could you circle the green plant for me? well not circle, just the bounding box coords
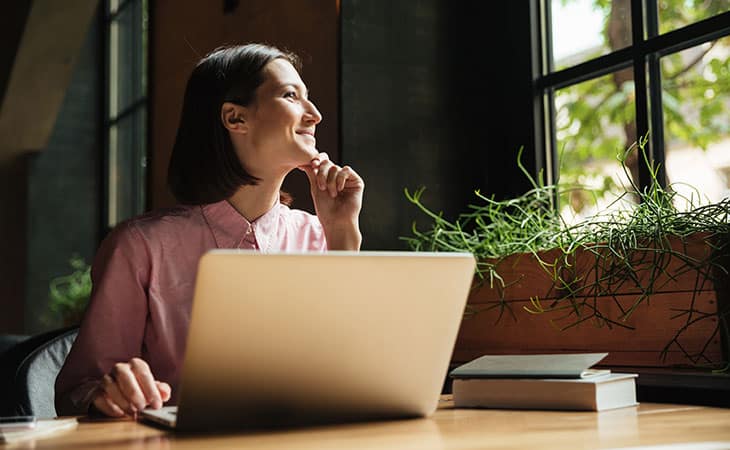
[48,256,92,326]
[402,136,730,370]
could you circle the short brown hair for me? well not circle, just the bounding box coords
[167,43,300,205]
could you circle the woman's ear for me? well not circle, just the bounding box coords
[221,102,248,133]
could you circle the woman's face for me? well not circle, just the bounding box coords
[234,58,322,176]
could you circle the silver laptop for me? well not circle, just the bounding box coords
[140,250,475,431]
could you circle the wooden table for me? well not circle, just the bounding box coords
[5,397,730,449]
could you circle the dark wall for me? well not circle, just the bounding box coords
[441,2,540,201]
[0,0,33,335]
[0,1,32,108]
[341,1,537,250]
[24,13,101,333]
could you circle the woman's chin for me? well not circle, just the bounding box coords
[301,146,319,161]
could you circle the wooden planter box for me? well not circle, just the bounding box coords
[452,233,730,368]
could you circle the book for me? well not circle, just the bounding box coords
[449,353,611,379]
[451,372,638,411]
[0,418,78,444]
[449,353,638,411]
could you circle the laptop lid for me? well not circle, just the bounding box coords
[174,250,475,431]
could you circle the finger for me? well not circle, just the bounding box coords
[130,358,162,409]
[156,381,172,402]
[326,165,340,198]
[102,374,133,414]
[298,163,323,200]
[317,160,334,191]
[93,391,125,417]
[313,152,331,173]
[111,363,148,411]
[343,166,364,190]
[335,166,352,192]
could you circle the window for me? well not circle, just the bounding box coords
[104,0,148,227]
[536,0,730,219]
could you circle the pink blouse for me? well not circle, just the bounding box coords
[55,200,326,415]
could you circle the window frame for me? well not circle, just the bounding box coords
[102,0,149,231]
[533,0,730,191]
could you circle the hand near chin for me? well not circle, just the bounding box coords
[298,152,364,250]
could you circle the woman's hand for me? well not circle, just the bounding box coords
[299,152,364,250]
[92,357,171,417]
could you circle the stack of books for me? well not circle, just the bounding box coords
[450,353,638,411]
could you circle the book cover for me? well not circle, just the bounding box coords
[452,373,638,411]
[449,353,610,379]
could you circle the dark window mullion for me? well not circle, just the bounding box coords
[106,0,135,22]
[104,0,148,226]
[132,109,142,213]
[631,0,652,191]
[644,11,730,58]
[100,2,112,239]
[133,0,142,107]
[103,0,114,229]
[539,11,730,91]
[544,0,554,75]
[537,49,635,90]
[646,0,666,186]
[532,1,553,186]
[545,87,557,187]
[107,98,146,127]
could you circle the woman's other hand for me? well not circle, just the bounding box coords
[299,152,364,250]
[93,357,171,417]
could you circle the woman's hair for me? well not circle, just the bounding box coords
[167,43,300,205]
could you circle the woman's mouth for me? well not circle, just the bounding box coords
[297,130,316,143]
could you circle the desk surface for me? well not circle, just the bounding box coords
[5,397,730,449]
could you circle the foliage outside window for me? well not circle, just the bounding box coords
[542,0,730,222]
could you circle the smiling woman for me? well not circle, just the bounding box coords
[54,43,364,418]
[222,59,324,173]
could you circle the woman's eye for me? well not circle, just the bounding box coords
[284,91,297,99]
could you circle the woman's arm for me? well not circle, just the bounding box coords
[299,152,364,250]
[55,223,169,416]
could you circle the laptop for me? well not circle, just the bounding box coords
[140,250,476,431]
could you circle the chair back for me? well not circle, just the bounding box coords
[0,327,78,418]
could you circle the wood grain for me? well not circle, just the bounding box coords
[454,291,722,367]
[11,401,730,449]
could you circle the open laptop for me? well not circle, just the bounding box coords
[140,250,475,431]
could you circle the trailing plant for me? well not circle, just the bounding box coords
[402,135,730,370]
[48,256,92,327]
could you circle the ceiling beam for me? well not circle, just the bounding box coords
[0,0,98,159]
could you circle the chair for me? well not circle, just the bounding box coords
[0,334,29,358]
[0,326,78,418]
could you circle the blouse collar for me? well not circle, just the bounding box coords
[200,199,283,250]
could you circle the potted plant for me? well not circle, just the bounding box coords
[47,256,92,327]
[403,137,729,371]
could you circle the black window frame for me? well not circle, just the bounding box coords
[102,0,149,231]
[533,0,730,191]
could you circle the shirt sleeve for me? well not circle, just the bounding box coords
[309,217,327,252]
[55,221,151,416]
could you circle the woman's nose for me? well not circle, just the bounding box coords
[304,99,322,124]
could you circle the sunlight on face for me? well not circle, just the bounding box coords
[237,59,323,177]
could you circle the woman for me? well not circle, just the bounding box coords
[55,43,364,417]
